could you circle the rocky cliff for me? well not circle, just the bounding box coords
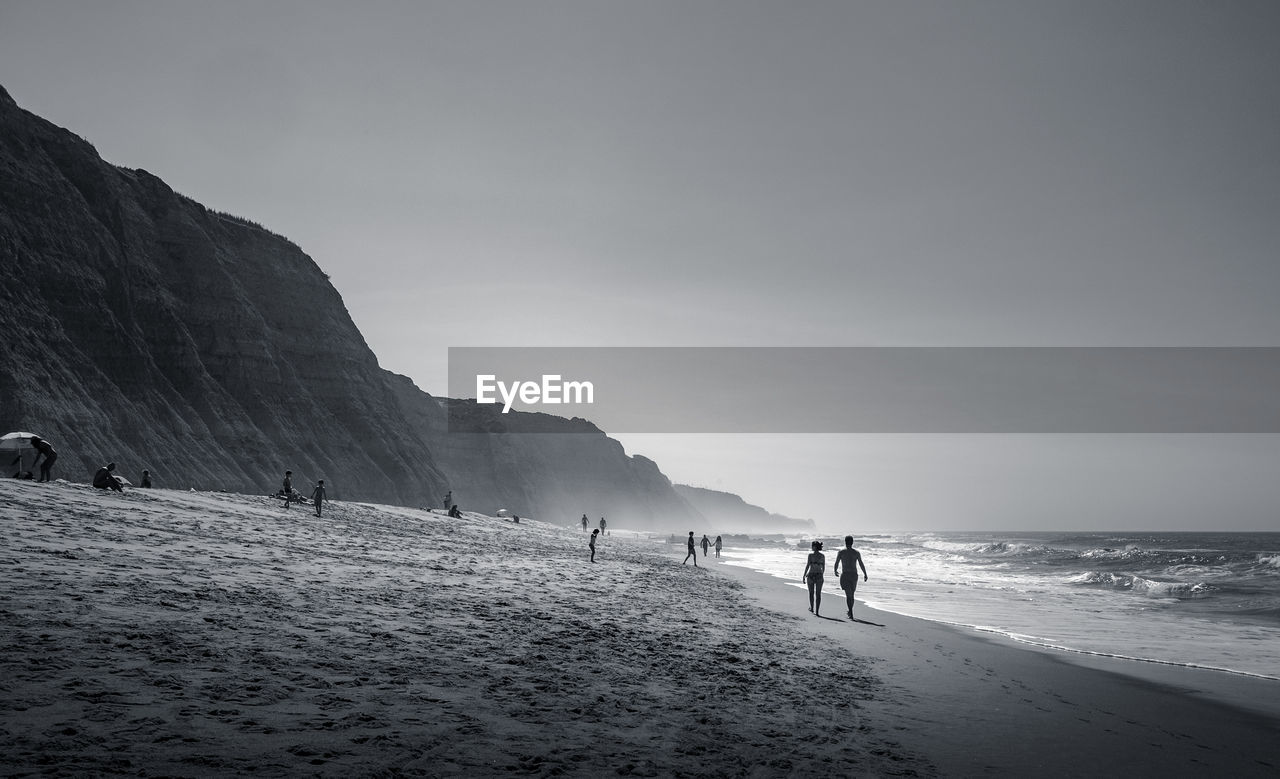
[674,484,817,534]
[0,84,703,529]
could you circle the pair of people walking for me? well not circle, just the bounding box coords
[802,536,868,618]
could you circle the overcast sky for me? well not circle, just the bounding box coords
[4,1,1280,530]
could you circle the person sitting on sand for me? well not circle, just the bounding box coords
[310,479,326,517]
[683,531,698,567]
[30,436,57,483]
[833,535,869,619]
[714,535,723,558]
[701,534,711,558]
[140,469,152,488]
[590,528,599,562]
[448,504,462,519]
[801,541,825,616]
[93,462,124,492]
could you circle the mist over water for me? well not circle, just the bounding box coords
[723,532,1280,680]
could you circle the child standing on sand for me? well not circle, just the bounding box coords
[310,480,326,518]
[589,528,599,562]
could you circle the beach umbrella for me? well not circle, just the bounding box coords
[1,431,41,473]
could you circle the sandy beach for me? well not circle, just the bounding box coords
[2,479,1276,777]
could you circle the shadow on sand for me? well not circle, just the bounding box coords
[851,617,884,627]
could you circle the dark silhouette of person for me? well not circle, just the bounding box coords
[93,462,123,492]
[801,541,825,616]
[30,436,57,482]
[700,534,710,557]
[683,531,698,567]
[444,490,453,510]
[581,514,589,531]
[599,517,607,534]
[714,535,723,558]
[140,469,152,488]
[833,536,869,619]
[311,480,326,517]
[448,504,462,519]
[589,528,599,562]
[282,470,294,507]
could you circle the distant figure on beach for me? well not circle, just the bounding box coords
[833,536,869,619]
[801,541,825,616]
[683,531,698,567]
[590,528,599,562]
[700,534,710,557]
[582,514,589,531]
[714,535,722,558]
[448,504,462,519]
[30,436,57,482]
[310,480,326,517]
[93,462,124,492]
[140,469,152,488]
[599,517,607,534]
[443,490,452,510]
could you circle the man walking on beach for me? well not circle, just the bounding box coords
[311,480,327,518]
[833,536,869,619]
[282,470,293,508]
[683,531,698,567]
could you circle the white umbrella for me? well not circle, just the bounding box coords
[1,431,42,474]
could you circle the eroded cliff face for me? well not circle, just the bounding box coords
[0,84,705,529]
[0,83,446,502]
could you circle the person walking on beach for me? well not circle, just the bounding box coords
[683,531,699,567]
[310,479,326,517]
[599,516,607,534]
[833,536,869,619]
[700,534,711,558]
[282,470,294,507]
[714,535,723,558]
[801,541,826,616]
[589,528,599,562]
[443,490,452,510]
[30,436,57,482]
[582,514,589,531]
[140,469,152,488]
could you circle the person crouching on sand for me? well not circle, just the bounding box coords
[833,535,869,619]
[802,541,825,616]
[93,462,124,492]
[310,479,326,517]
[589,528,599,562]
[683,531,698,567]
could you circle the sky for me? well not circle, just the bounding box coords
[3,1,1280,530]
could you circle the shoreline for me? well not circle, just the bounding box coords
[705,551,1280,777]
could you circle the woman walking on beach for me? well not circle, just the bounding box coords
[714,535,722,558]
[801,541,825,616]
[683,531,698,567]
[833,536,869,619]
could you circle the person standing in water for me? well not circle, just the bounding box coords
[683,531,698,567]
[700,534,710,558]
[714,535,723,558]
[833,536,869,619]
[801,541,826,616]
[589,528,600,562]
[310,479,326,517]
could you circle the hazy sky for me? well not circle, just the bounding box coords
[4,1,1280,530]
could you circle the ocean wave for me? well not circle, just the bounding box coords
[1259,554,1280,570]
[917,538,1056,558]
[1067,571,1215,598]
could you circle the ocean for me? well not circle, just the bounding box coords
[721,531,1280,680]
